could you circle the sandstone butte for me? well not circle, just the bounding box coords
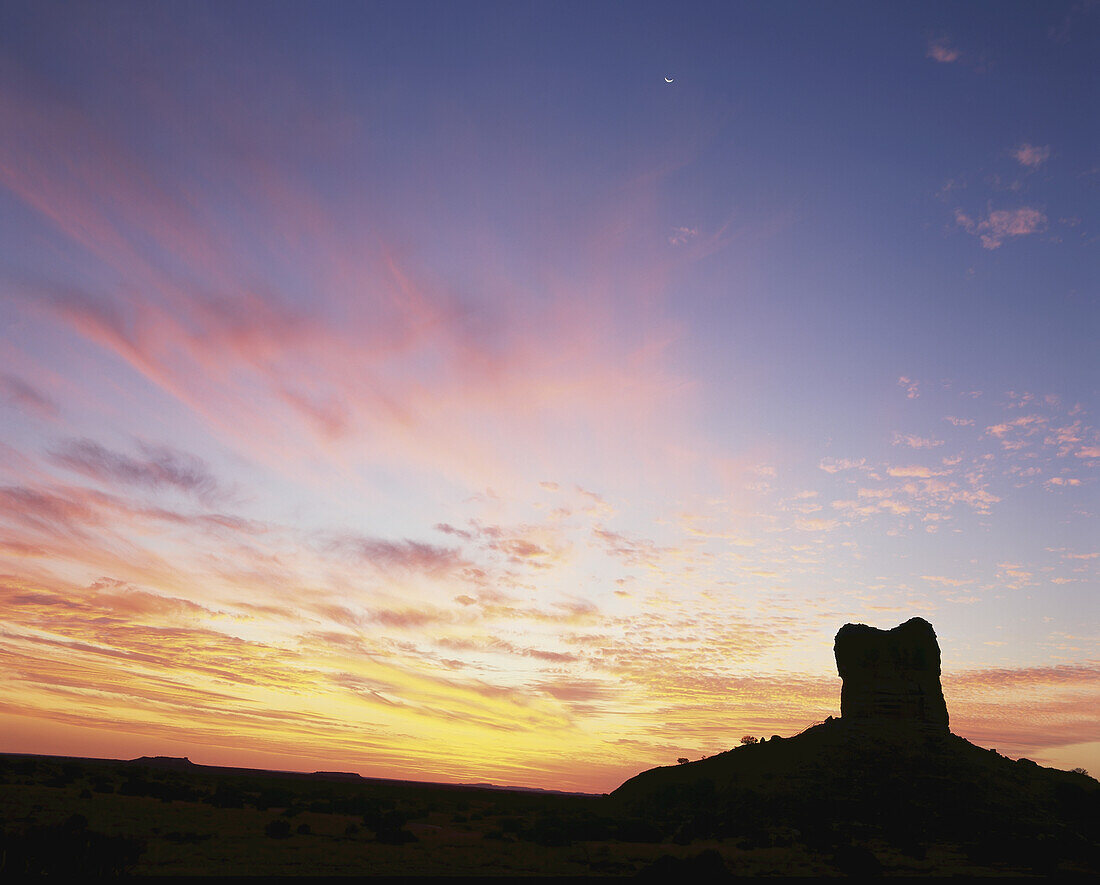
[834,616,949,732]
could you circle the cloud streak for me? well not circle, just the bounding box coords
[0,374,59,419]
[51,440,223,501]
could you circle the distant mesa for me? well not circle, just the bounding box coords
[834,616,949,732]
[127,756,196,769]
[312,771,363,781]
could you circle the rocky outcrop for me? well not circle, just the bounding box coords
[611,618,1100,875]
[834,617,949,732]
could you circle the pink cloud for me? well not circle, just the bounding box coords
[368,607,451,629]
[0,374,59,419]
[795,517,838,532]
[927,38,961,63]
[332,536,466,576]
[1012,143,1051,167]
[667,226,699,245]
[892,432,943,448]
[954,207,1047,249]
[89,585,215,619]
[819,457,867,473]
[437,636,581,664]
[50,439,223,502]
[886,465,945,478]
[1046,422,1084,455]
[1,73,700,497]
[897,376,920,398]
[592,525,667,567]
[920,575,971,587]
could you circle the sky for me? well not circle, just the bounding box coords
[0,1,1096,793]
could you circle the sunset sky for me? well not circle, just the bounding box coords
[0,1,1097,792]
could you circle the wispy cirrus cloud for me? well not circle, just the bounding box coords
[50,439,223,502]
[0,374,59,419]
[327,534,467,576]
[0,69,699,498]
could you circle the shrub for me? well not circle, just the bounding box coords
[376,826,418,844]
[264,819,292,839]
[0,815,145,875]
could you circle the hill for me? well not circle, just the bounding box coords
[613,717,1098,872]
[612,618,1100,874]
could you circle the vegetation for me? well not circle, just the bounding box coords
[1,743,1096,877]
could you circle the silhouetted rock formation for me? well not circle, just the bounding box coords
[312,771,363,781]
[834,617,949,732]
[127,756,197,769]
[612,618,1100,875]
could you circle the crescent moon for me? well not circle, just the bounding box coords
[664,76,674,83]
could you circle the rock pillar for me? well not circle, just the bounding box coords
[834,617,949,732]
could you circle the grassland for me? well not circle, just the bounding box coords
[1,747,1095,876]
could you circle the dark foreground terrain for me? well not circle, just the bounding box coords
[2,731,1097,877]
[615,718,1100,877]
